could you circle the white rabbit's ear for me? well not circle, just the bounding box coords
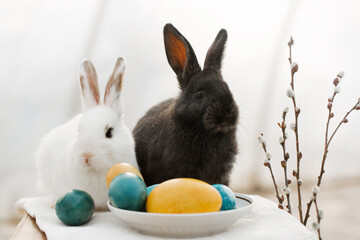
[79,59,100,109]
[104,57,125,113]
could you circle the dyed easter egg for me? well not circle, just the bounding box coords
[108,173,147,211]
[146,184,159,196]
[146,178,222,213]
[55,189,95,226]
[212,184,237,211]
[106,163,144,188]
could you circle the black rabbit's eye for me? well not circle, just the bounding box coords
[196,90,204,99]
[106,127,113,138]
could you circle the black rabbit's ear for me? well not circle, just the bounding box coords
[204,29,228,72]
[164,24,200,88]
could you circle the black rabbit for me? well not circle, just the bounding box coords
[133,24,239,186]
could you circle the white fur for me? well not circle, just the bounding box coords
[36,59,137,210]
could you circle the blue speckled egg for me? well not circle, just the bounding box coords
[212,184,237,211]
[55,189,95,226]
[146,184,159,196]
[108,172,147,211]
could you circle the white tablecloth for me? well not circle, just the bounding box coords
[16,195,316,240]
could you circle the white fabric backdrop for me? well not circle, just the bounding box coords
[1,0,359,220]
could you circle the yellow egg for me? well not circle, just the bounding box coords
[146,178,222,213]
[106,163,144,188]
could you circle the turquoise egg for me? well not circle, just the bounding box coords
[146,184,159,196]
[108,172,147,211]
[55,189,95,226]
[212,184,237,211]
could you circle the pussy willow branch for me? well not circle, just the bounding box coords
[304,99,359,225]
[279,112,292,213]
[260,136,284,207]
[314,198,322,240]
[288,36,304,223]
[268,164,283,207]
[327,103,358,151]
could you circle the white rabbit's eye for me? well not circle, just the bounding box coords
[196,90,205,99]
[106,127,113,138]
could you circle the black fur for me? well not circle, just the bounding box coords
[133,24,239,186]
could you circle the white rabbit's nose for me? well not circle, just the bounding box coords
[82,152,94,165]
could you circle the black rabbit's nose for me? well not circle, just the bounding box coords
[222,104,238,125]
[215,115,223,123]
[225,112,238,126]
[215,103,232,119]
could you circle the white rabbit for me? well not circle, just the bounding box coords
[36,58,137,210]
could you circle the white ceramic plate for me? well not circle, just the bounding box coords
[107,193,254,238]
